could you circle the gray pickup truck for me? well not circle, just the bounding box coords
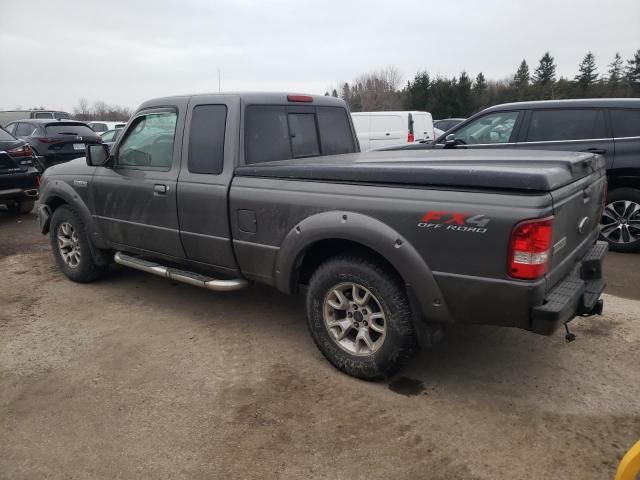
[37,93,608,379]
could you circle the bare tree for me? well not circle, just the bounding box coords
[340,66,404,111]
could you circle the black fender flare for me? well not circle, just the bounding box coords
[274,210,452,324]
[40,178,109,250]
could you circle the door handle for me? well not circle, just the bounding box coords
[153,184,169,195]
[582,148,606,154]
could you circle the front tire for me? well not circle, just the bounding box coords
[600,188,640,252]
[306,254,417,380]
[49,205,107,282]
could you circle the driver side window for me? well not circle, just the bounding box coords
[454,111,519,145]
[117,111,177,170]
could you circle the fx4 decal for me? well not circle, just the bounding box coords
[418,211,491,234]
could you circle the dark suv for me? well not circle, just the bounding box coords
[5,119,102,171]
[384,99,640,252]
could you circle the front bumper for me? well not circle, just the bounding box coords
[531,241,608,335]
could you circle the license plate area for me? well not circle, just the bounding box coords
[73,143,85,150]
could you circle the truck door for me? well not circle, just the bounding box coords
[90,107,185,258]
[176,95,239,272]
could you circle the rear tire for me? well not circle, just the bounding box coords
[49,205,108,282]
[306,254,418,380]
[600,188,640,252]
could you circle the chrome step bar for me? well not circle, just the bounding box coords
[114,252,248,292]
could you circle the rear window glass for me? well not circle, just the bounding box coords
[526,109,605,142]
[610,109,640,138]
[188,104,227,174]
[0,128,15,141]
[34,112,54,119]
[317,107,356,155]
[288,113,320,157]
[45,124,96,136]
[245,105,356,164]
[245,106,292,164]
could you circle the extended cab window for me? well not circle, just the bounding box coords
[117,111,177,170]
[526,109,605,142]
[245,106,356,164]
[610,109,640,138]
[188,104,227,174]
[452,111,519,145]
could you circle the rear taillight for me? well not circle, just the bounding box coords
[33,137,59,143]
[407,132,415,143]
[508,216,554,280]
[8,144,32,157]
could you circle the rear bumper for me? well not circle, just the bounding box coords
[0,187,39,201]
[531,241,608,335]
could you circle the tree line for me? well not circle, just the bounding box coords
[72,98,133,122]
[327,50,640,119]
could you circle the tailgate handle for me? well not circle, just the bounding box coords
[582,147,606,154]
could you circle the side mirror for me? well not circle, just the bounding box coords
[86,144,110,167]
[443,133,457,149]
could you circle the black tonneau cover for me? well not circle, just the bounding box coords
[235,149,604,192]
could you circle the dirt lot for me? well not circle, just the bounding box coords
[1,210,639,480]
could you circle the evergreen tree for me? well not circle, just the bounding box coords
[608,52,623,85]
[456,71,473,116]
[513,60,530,88]
[533,51,557,85]
[575,51,598,89]
[472,72,488,111]
[404,71,430,110]
[625,49,640,94]
[331,89,338,98]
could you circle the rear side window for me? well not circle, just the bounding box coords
[15,123,36,136]
[288,113,320,157]
[526,109,605,142]
[45,124,96,136]
[188,104,227,174]
[610,109,640,138]
[317,107,356,154]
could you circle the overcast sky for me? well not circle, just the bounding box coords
[1,0,639,112]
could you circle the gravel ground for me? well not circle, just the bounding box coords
[1,210,639,480]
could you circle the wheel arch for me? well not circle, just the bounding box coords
[40,180,109,249]
[274,210,452,324]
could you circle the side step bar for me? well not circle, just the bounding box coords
[114,252,249,292]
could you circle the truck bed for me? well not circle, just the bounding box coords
[235,149,605,192]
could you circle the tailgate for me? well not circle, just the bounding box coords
[546,166,607,291]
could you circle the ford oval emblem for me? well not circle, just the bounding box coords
[578,216,590,234]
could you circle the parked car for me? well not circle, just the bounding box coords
[433,118,466,132]
[99,128,123,148]
[0,110,71,127]
[379,99,640,252]
[87,121,127,133]
[37,92,607,380]
[0,127,39,214]
[352,111,435,150]
[5,119,102,170]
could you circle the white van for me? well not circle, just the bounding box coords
[351,111,435,151]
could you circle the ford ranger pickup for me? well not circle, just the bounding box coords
[37,93,607,379]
